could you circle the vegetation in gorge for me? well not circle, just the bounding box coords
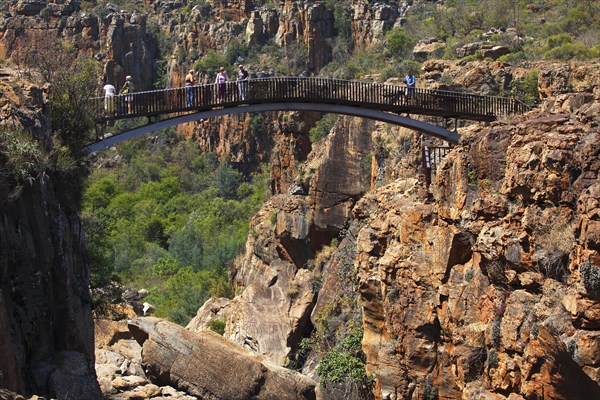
[2,31,98,199]
[0,129,45,187]
[12,30,99,156]
[288,238,372,395]
[83,134,269,324]
[405,0,599,62]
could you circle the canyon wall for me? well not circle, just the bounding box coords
[208,61,600,399]
[2,1,600,398]
[0,70,101,398]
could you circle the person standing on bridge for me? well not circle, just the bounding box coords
[103,79,116,115]
[215,67,227,102]
[185,69,195,108]
[120,75,134,114]
[405,70,416,98]
[237,64,249,101]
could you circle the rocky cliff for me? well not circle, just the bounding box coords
[0,70,101,398]
[2,0,600,398]
[0,0,158,92]
[192,61,600,399]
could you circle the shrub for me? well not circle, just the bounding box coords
[194,50,229,75]
[317,349,367,386]
[309,114,338,143]
[580,261,600,299]
[423,374,439,400]
[384,60,422,81]
[486,348,499,369]
[325,0,351,39]
[508,69,539,106]
[497,50,530,64]
[491,318,501,347]
[544,42,600,61]
[13,30,98,152]
[269,211,278,225]
[225,39,249,65]
[207,318,226,335]
[316,322,369,386]
[384,28,416,59]
[0,129,44,185]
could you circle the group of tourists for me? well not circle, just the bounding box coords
[103,65,250,114]
[187,64,249,106]
[102,64,250,114]
[102,75,134,114]
[103,67,416,115]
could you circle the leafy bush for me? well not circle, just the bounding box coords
[0,129,44,185]
[316,322,369,386]
[382,59,422,81]
[207,318,226,335]
[317,349,368,386]
[321,44,387,79]
[12,30,98,156]
[147,267,223,325]
[194,50,229,75]
[544,42,600,61]
[508,70,539,106]
[309,114,338,143]
[580,261,600,299]
[384,28,416,59]
[325,0,351,39]
[225,39,249,65]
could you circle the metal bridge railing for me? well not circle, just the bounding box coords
[94,77,530,123]
[422,145,454,189]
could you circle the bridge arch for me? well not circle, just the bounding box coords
[88,103,460,152]
[90,77,529,152]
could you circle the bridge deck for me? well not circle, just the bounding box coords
[95,77,529,124]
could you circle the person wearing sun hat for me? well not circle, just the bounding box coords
[120,75,134,113]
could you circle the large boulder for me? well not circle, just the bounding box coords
[128,317,316,400]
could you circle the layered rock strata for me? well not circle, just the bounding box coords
[0,71,101,399]
[128,317,316,399]
[221,64,600,399]
[354,94,600,398]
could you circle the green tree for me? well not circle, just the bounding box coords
[83,136,269,321]
[169,213,204,268]
[309,114,338,143]
[215,162,241,198]
[384,28,415,59]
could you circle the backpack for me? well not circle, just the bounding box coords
[122,81,133,94]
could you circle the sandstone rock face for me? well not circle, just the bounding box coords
[421,59,600,101]
[0,74,101,398]
[350,0,401,48]
[276,0,334,72]
[226,63,600,399]
[0,68,49,139]
[186,297,231,333]
[480,45,510,60]
[413,38,445,62]
[224,115,372,364]
[95,315,196,400]
[0,3,158,91]
[222,195,317,363]
[128,317,316,400]
[188,111,314,184]
[351,92,600,398]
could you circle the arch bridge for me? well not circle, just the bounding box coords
[89,77,529,152]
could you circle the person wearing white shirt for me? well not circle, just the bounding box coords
[103,81,116,114]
